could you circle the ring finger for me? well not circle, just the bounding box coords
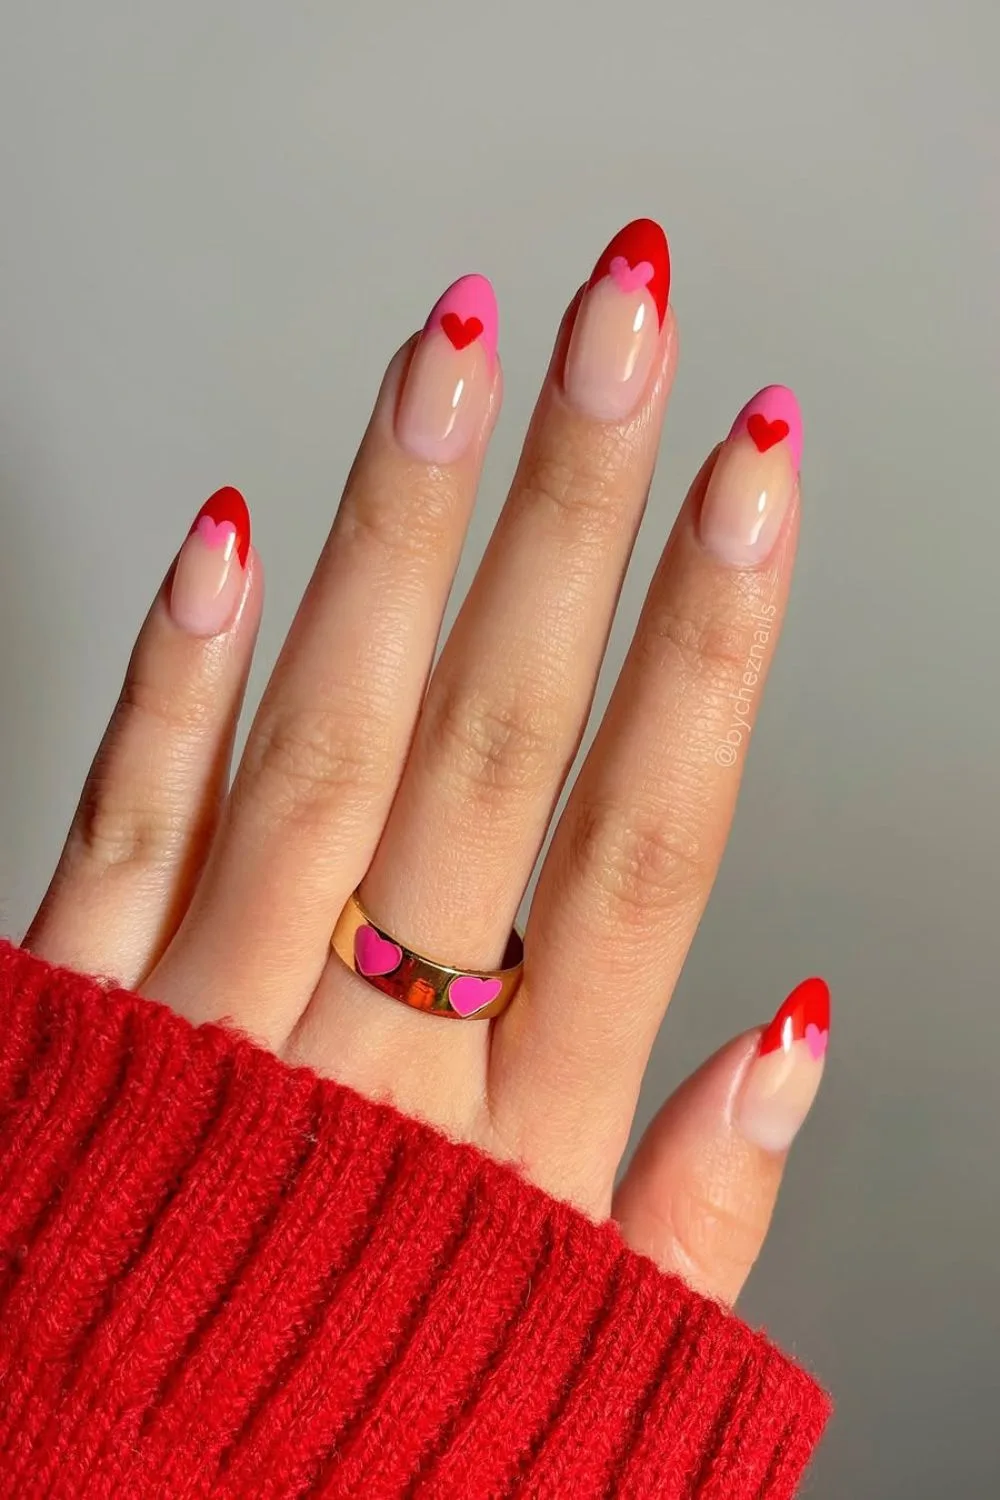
[492,386,804,1198]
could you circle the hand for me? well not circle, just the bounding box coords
[24,219,827,1308]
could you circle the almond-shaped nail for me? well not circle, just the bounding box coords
[736,976,830,1152]
[563,218,671,421]
[395,274,498,463]
[699,385,802,566]
[169,486,250,637]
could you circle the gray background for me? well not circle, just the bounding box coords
[0,1,997,1493]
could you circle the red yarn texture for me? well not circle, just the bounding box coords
[0,940,829,1497]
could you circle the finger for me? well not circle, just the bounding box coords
[24,488,260,986]
[494,387,803,1187]
[613,978,830,1305]
[149,278,501,1042]
[305,221,674,1086]
[362,221,672,967]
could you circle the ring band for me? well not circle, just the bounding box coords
[331,891,523,1020]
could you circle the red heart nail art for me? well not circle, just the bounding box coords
[440,312,484,351]
[746,413,790,453]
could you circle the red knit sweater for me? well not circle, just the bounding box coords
[0,939,829,1497]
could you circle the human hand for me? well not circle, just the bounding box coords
[24,218,827,1307]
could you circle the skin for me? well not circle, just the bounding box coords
[23,278,803,1310]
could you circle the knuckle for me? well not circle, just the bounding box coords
[342,474,457,571]
[72,673,208,871]
[639,601,750,686]
[666,1174,769,1290]
[239,705,395,825]
[118,664,213,741]
[422,679,564,810]
[516,437,631,545]
[567,799,710,926]
[74,771,181,871]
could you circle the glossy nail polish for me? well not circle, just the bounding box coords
[563,218,670,421]
[736,976,830,1152]
[169,486,250,636]
[699,386,802,566]
[395,274,498,463]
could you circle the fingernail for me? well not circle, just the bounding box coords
[395,274,498,463]
[169,486,250,636]
[736,977,830,1152]
[699,385,802,566]
[563,218,670,421]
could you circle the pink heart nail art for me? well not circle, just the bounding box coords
[804,1022,829,1060]
[194,515,238,550]
[448,974,502,1017]
[354,925,403,978]
[609,255,655,294]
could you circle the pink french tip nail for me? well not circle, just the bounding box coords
[728,384,804,472]
[736,977,831,1153]
[169,486,250,637]
[699,384,803,567]
[395,273,499,464]
[424,273,499,369]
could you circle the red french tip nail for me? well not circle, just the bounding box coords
[585,217,671,329]
[189,486,251,570]
[758,976,831,1059]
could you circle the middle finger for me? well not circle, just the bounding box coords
[352,219,675,1004]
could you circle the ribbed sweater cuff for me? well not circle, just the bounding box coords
[0,940,829,1498]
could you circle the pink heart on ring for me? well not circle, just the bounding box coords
[804,1023,829,1061]
[448,974,502,1017]
[355,925,403,978]
[609,255,655,294]
[194,515,238,549]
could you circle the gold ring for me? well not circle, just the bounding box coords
[331,891,523,1020]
